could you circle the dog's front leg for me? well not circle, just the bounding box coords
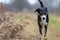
[44,25,48,37]
[38,15,42,35]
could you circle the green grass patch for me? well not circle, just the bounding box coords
[49,15,60,27]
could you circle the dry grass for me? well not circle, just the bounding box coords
[0,11,60,40]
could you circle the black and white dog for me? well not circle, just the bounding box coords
[35,0,49,37]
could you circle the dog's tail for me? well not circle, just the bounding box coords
[38,0,44,7]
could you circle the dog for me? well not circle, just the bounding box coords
[35,7,49,38]
[35,0,49,38]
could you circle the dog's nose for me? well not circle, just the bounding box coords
[43,17,45,20]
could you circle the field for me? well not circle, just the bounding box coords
[0,12,60,40]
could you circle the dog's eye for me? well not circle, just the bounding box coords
[40,12,43,15]
[44,13,47,15]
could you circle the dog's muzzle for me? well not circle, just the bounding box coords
[42,17,45,20]
[41,15,47,25]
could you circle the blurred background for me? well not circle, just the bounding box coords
[0,0,60,14]
[0,0,60,40]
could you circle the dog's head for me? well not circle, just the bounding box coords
[35,7,48,21]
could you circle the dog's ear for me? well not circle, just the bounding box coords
[35,8,40,13]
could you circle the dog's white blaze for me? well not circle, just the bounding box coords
[41,15,47,25]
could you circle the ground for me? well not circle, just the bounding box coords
[0,11,60,40]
